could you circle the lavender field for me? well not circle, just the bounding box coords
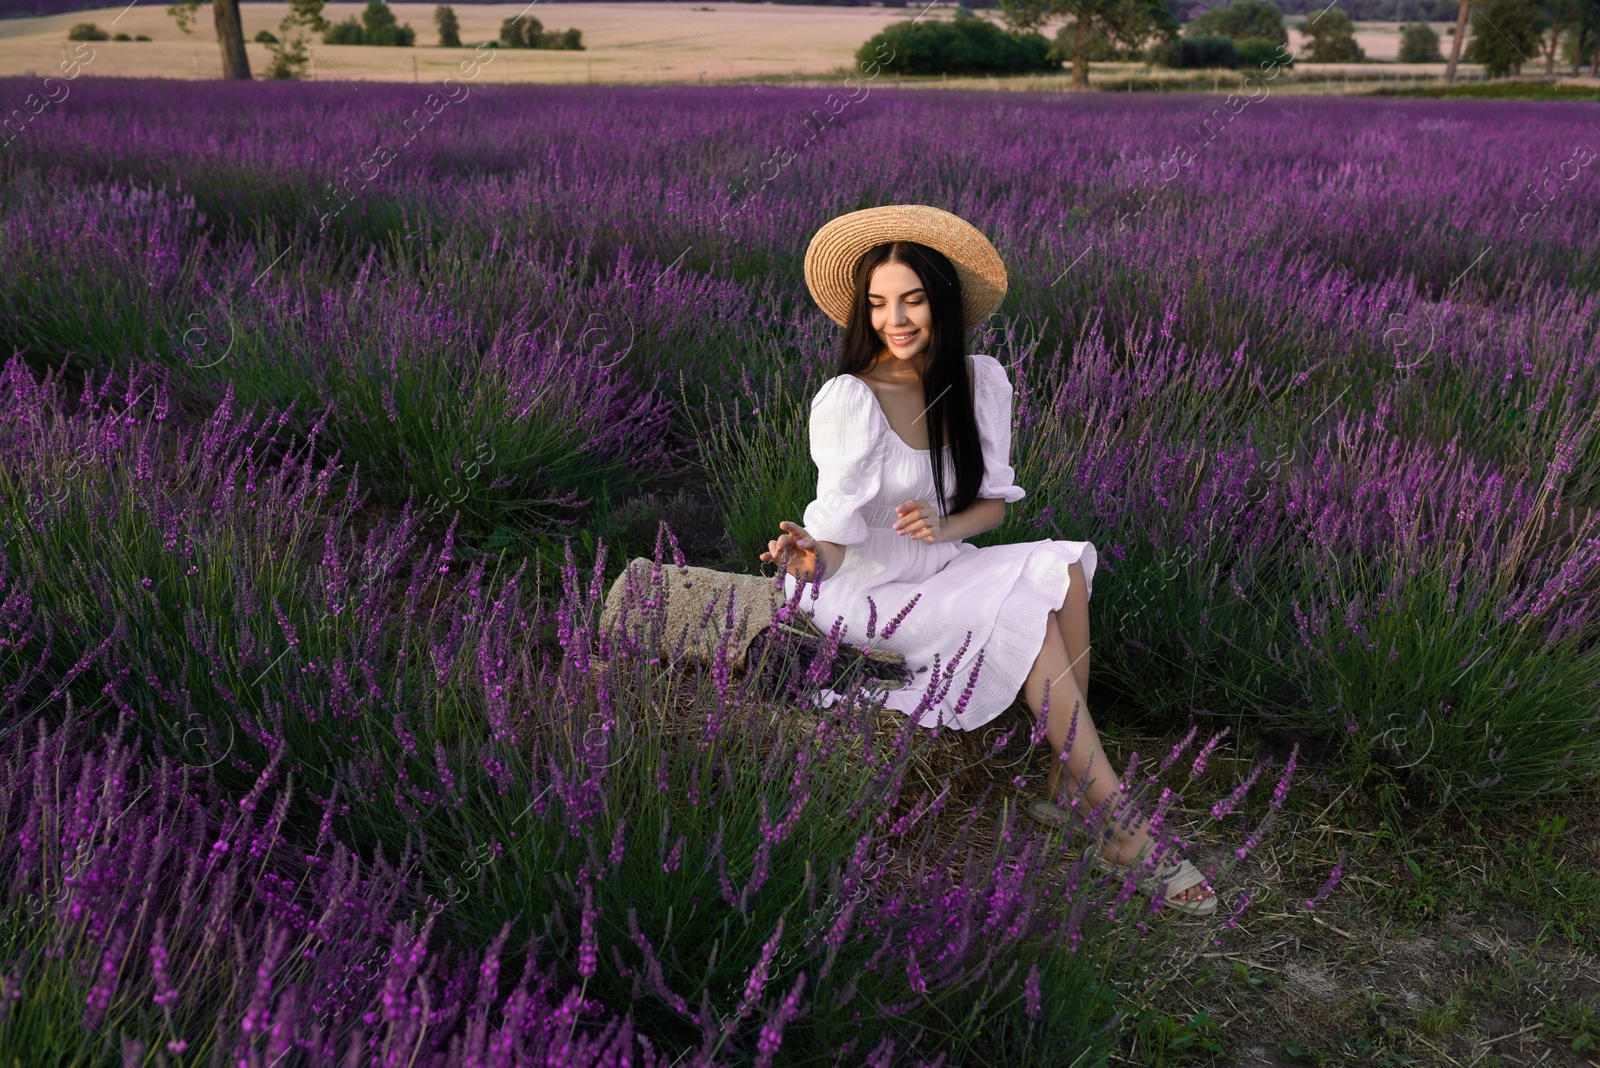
[0,74,1598,1066]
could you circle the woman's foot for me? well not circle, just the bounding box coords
[1100,823,1215,907]
[1024,798,1217,909]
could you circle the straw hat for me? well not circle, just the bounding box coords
[804,205,1008,336]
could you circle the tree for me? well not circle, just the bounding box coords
[435,5,461,47]
[999,0,1052,28]
[260,0,327,78]
[1001,0,1179,86]
[361,1,415,46]
[166,0,250,79]
[1462,0,1543,73]
[1398,20,1443,59]
[1050,18,1125,59]
[1444,0,1470,79]
[858,13,1057,73]
[500,14,544,47]
[1540,0,1595,72]
[1300,6,1364,60]
[1185,0,1287,45]
[1559,0,1600,72]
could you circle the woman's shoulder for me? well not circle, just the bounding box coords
[811,371,876,420]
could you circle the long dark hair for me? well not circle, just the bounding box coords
[836,241,983,520]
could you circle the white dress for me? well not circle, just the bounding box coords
[782,352,1098,732]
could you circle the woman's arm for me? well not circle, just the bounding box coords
[894,497,1005,544]
[809,538,847,580]
[942,498,1007,541]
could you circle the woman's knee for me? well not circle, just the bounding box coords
[1067,561,1087,600]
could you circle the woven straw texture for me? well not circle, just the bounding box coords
[596,557,909,674]
[803,204,1008,335]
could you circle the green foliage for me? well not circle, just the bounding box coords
[999,0,1178,82]
[362,1,416,46]
[1236,34,1294,66]
[434,3,461,47]
[1049,20,1126,61]
[997,0,1054,31]
[497,17,537,47]
[1300,6,1366,60]
[1185,0,1289,45]
[112,31,131,40]
[66,21,108,40]
[856,12,1059,75]
[1131,1009,1228,1065]
[1397,20,1443,60]
[134,33,150,39]
[1557,0,1600,71]
[1150,31,1240,65]
[254,28,279,43]
[323,2,415,47]
[263,0,327,78]
[1463,0,1545,73]
[498,14,585,49]
[324,17,365,44]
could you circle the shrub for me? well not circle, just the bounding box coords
[321,5,413,47]
[112,31,131,40]
[66,21,108,40]
[323,16,365,43]
[1398,21,1443,60]
[254,28,279,43]
[134,33,150,39]
[1150,32,1240,67]
[857,12,1058,74]
[1236,35,1293,68]
[498,15,584,49]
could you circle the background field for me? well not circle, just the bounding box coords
[0,2,1499,82]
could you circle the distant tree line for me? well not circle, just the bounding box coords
[853,0,1600,82]
[1184,0,1458,19]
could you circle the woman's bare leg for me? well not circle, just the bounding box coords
[1024,610,1214,904]
[1058,561,1090,702]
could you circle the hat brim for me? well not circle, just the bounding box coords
[804,204,1008,336]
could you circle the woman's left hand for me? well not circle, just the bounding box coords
[892,499,946,544]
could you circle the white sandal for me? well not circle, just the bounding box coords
[1090,848,1217,918]
[1025,799,1217,918]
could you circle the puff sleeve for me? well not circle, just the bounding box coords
[974,354,1026,504]
[801,376,883,547]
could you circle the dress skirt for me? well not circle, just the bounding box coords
[784,353,1099,731]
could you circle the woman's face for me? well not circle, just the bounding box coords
[867,260,933,368]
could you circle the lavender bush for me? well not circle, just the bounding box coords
[0,355,1283,1063]
[0,73,1593,1060]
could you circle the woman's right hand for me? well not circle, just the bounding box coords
[760,521,817,580]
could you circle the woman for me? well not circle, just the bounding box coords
[760,205,1216,916]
